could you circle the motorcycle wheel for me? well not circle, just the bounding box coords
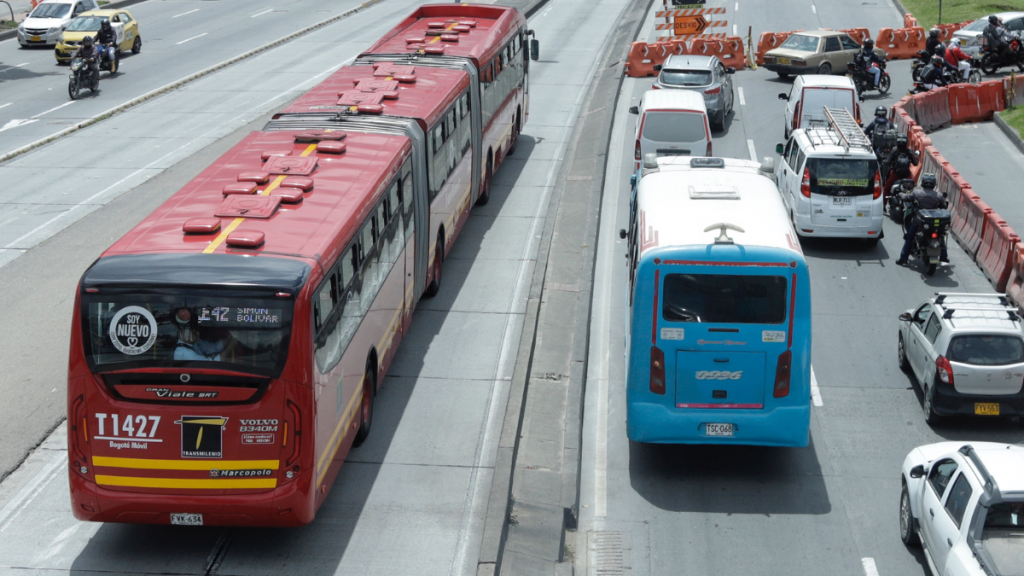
[927,262,937,276]
[981,54,1000,75]
[911,67,920,82]
[879,74,891,94]
[68,77,79,100]
[969,69,982,84]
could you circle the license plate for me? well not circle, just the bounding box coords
[30,36,41,42]
[833,197,853,205]
[706,423,734,436]
[778,58,790,65]
[170,513,203,526]
[975,403,1000,416]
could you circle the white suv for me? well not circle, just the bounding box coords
[900,442,1024,576]
[898,293,1024,424]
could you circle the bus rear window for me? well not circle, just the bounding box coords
[82,289,294,378]
[806,158,877,196]
[642,112,706,143]
[662,274,788,324]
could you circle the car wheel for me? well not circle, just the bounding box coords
[922,382,942,426]
[131,36,141,54]
[900,483,920,546]
[817,62,832,75]
[898,334,910,372]
[776,72,790,79]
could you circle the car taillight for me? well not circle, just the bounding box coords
[635,140,641,161]
[936,355,954,385]
[650,346,665,395]
[873,171,882,199]
[285,400,302,467]
[652,84,660,90]
[801,167,811,198]
[773,350,792,398]
[705,85,721,95]
[706,142,713,156]
[791,59,806,66]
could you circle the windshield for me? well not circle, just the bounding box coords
[82,289,294,378]
[642,111,706,143]
[659,69,712,87]
[29,3,71,18]
[663,274,788,324]
[65,16,106,31]
[806,158,877,196]
[962,18,989,32]
[947,335,1024,365]
[780,34,820,52]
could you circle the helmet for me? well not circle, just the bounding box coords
[990,15,1001,25]
[875,106,887,118]
[864,38,875,49]
[82,35,93,46]
[929,28,940,38]
[896,134,908,146]
[932,54,944,64]
[100,20,111,29]
[935,42,946,55]
[921,173,937,188]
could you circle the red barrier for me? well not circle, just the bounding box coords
[947,80,1005,123]
[951,191,993,258]
[906,126,931,182]
[1005,247,1024,311]
[691,38,741,69]
[877,26,926,59]
[840,28,871,44]
[903,14,918,29]
[666,38,690,56]
[977,214,1020,292]
[624,41,670,77]
[912,88,952,131]
[755,31,795,66]
[938,163,967,214]
[719,36,747,70]
[935,23,963,41]
[919,146,948,183]
[892,106,916,134]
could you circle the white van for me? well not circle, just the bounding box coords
[774,107,883,245]
[629,90,710,170]
[778,75,860,139]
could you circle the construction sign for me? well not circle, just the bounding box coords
[670,0,705,5]
[673,14,708,36]
[655,7,727,37]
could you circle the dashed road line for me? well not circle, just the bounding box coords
[746,139,756,161]
[252,8,274,17]
[862,558,880,576]
[172,8,199,18]
[811,366,823,407]
[176,33,208,45]
[811,4,817,13]
[32,101,75,118]
[738,87,745,106]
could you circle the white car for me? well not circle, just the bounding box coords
[952,11,1024,57]
[628,89,710,171]
[777,74,860,139]
[898,293,1024,424]
[900,442,1024,576]
[17,0,99,47]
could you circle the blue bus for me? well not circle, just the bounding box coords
[622,156,811,447]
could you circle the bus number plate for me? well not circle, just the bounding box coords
[170,513,203,526]
[832,197,852,205]
[706,423,733,436]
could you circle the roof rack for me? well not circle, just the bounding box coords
[942,307,1020,321]
[935,293,1010,306]
[823,107,872,152]
[959,445,999,499]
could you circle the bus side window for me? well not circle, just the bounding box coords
[315,274,334,331]
[387,180,403,256]
[459,93,471,155]
[401,161,415,239]
[428,125,447,200]
[482,63,492,84]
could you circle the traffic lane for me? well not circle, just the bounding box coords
[0,0,370,155]
[928,122,1024,234]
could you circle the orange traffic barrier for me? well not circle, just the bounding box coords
[1005,247,1024,311]
[947,82,1003,123]
[935,23,963,41]
[912,88,952,131]
[754,31,795,66]
[840,28,871,44]
[919,146,949,184]
[952,191,993,258]
[892,103,916,133]
[877,26,926,60]
[903,14,917,29]
[938,163,968,213]
[719,36,747,70]
[906,126,931,182]
[624,41,670,77]
[666,38,690,56]
[977,214,1020,292]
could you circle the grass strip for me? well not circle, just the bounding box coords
[900,0,1024,29]
[1000,105,1024,138]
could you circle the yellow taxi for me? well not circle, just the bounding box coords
[54,9,141,63]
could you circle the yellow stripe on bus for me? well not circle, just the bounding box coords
[93,457,279,471]
[203,144,318,254]
[96,475,277,490]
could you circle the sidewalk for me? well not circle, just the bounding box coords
[928,122,1024,235]
[0,1,35,23]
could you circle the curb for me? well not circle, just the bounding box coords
[0,0,382,165]
[994,111,1024,156]
[890,0,908,17]
[0,0,155,43]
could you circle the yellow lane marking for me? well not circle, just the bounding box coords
[93,457,279,471]
[96,475,277,489]
[202,144,317,254]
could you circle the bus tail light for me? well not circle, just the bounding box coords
[873,171,882,199]
[285,400,302,467]
[773,350,792,398]
[70,395,87,466]
[635,140,641,161]
[936,355,954,385]
[650,346,666,395]
[801,168,811,198]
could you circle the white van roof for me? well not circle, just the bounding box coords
[640,89,708,112]
[636,157,802,256]
[795,74,857,89]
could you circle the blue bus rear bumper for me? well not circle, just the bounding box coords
[626,402,810,447]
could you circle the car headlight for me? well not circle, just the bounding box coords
[48,26,61,34]
[17,24,24,32]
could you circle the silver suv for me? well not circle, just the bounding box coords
[652,55,735,130]
[898,293,1024,424]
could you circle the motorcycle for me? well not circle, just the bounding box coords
[910,50,930,82]
[98,42,119,74]
[980,36,1024,75]
[68,57,98,100]
[887,178,915,219]
[847,61,890,95]
[872,128,897,184]
[901,202,952,276]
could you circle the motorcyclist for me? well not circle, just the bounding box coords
[932,44,960,75]
[95,20,117,67]
[884,134,918,195]
[984,15,1012,61]
[895,173,949,266]
[944,38,973,80]
[854,39,885,88]
[919,54,950,90]
[864,106,894,150]
[925,28,942,56]
[72,35,100,87]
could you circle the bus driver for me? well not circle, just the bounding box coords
[173,308,231,361]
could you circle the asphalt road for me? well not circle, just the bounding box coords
[0,0,635,575]
[574,1,1024,575]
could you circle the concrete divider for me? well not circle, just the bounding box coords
[951,191,992,259]
[977,214,1021,292]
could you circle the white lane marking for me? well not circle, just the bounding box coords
[735,2,738,10]
[733,24,737,35]
[862,558,880,576]
[811,366,823,407]
[176,33,208,45]
[0,119,37,133]
[32,101,75,119]
[746,139,757,161]
[37,523,83,562]
[0,63,28,73]
[539,5,553,17]
[0,103,12,110]
[251,8,274,17]
[172,8,199,18]
[3,57,354,252]
[811,4,817,13]
[738,87,746,106]
[0,453,63,532]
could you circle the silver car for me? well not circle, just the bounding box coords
[951,11,1024,57]
[652,55,736,130]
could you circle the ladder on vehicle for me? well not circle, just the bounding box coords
[823,107,872,152]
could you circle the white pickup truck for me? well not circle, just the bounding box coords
[900,442,1024,576]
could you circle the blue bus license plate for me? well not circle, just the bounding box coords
[706,423,733,436]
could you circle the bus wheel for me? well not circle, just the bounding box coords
[354,358,375,446]
[508,111,520,156]
[424,234,443,298]
[476,156,492,206]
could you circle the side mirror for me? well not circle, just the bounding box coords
[619,229,627,239]
[628,106,639,114]
[726,67,736,74]
[909,464,926,479]
[899,312,913,322]
[530,38,539,61]
[778,93,788,101]
[775,143,784,154]
[653,64,663,72]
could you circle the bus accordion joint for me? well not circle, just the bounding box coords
[703,223,745,245]
[773,350,792,398]
[650,346,666,395]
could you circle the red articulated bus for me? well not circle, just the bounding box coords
[67,4,538,527]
